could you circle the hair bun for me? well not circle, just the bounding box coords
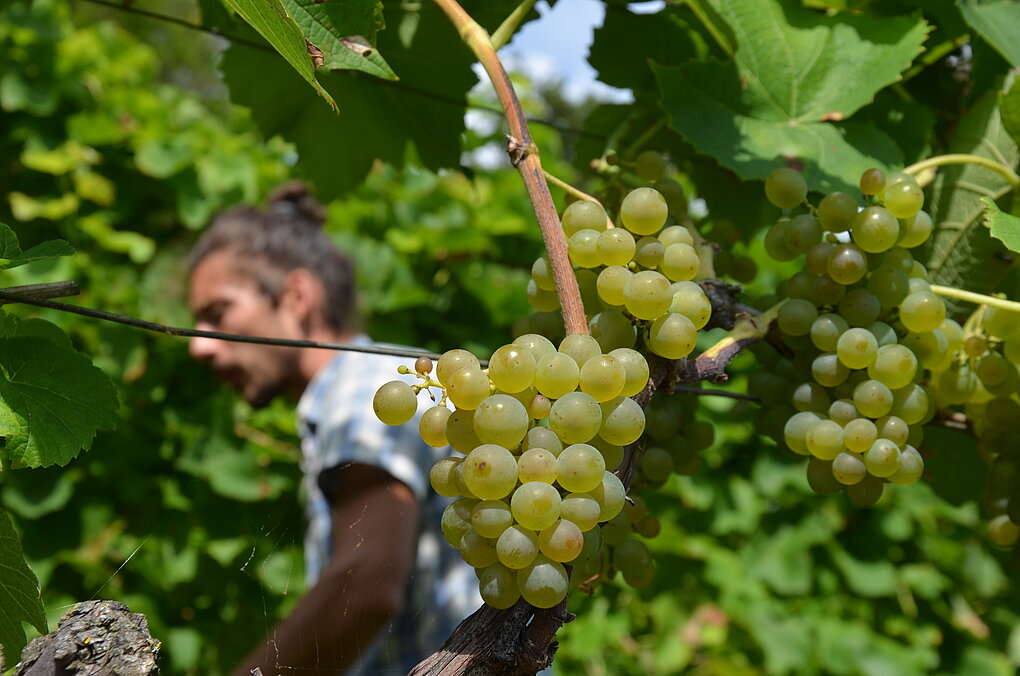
[266,180,327,227]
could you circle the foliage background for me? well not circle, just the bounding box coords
[1,0,1019,674]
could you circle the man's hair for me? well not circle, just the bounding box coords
[190,181,356,331]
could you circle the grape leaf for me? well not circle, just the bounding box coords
[219,0,337,111]
[917,90,1019,308]
[1000,75,1020,148]
[283,0,395,80]
[0,508,47,668]
[0,221,73,271]
[983,196,1020,253]
[959,0,1020,67]
[0,337,118,469]
[654,0,927,193]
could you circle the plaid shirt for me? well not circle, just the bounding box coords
[297,335,480,675]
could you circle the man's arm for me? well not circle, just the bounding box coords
[231,463,420,676]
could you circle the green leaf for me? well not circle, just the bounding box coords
[0,337,118,469]
[283,0,395,80]
[220,0,337,111]
[1000,74,1020,148]
[983,196,1020,252]
[828,545,898,597]
[655,0,928,192]
[918,90,1019,307]
[0,508,47,667]
[0,221,74,270]
[959,0,1020,67]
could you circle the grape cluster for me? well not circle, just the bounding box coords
[526,186,711,360]
[759,167,946,504]
[374,333,648,608]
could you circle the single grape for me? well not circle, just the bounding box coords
[646,312,698,359]
[787,270,819,301]
[597,228,636,267]
[446,366,492,410]
[817,191,858,232]
[513,333,557,364]
[463,445,519,500]
[937,363,977,406]
[805,419,845,460]
[597,266,633,307]
[488,344,537,394]
[765,220,798,262]
[459,527,499,568]
[859,168,886,196]
[511,482,562,532]
[811,313,850,352]
[881,178,924,219]
[549,391,603,444]
[518,447,558,484]
[517,556,569,608]
[837,327,878,369]
[533,352,580,399]
[446,408,482,453]
[868,265,910,308]
[430,456,462,497]
[537,519,584,562]
[653,178,687,215]
[784,214,823,253]
[876,415,909,447]
[988,515,1020,547]
[526,279,560,312]
[897,210,932,248]
[560,493,601,532]
[589,471,626,521]
[442,498,476,547]
[852,206,900,253]
[562,200,608,237]
[373,380,419,425]
[829,398,859,426]
[556,443,606,493]
[531,256,556,291]
[844,418,878,453]
[832,452,867,485]
[899,290,946,333]
[765,167,808,209]
[812,353,850,387]
[827,243,868,285]
[806,241,837,275]
[658,225,694,248]
[866,321,898,347]
[437,349,481,386]
[839,289,881,327]
[496,525,540,569]
[523,426,563,456]
[568,229,602,268]
[846,473,884,506]
[472,499,514,539]
[814,274,847,306]
[559,333,603,368]
[659,243,701,281]
[853,379,894,418]
[473,394,530,448]
[478,563,520,609]
[669,281,712,329]
[609,347,650,397]
[778,299,819,337]
[633,236,665,268]
[589,311,637,352]
[638,446,674,484]
[620,187,668,235]
[598,396,645,446]
[868,344,918,390]
[578,354,627,402]
[792,382,830,413]
[806,458,842,495]
[865,438,901,477]
[634,150,668,181]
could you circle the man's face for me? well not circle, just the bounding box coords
[188,250,304,408]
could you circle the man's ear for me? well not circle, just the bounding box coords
[279,268,326,330]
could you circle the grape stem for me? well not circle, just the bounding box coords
[904,154,1020,189]
[432,0,588,336]
[542,170,617,229]
[930,285,1020,314]
[490,0,539,50]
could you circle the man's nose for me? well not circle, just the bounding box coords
[189,330,220,362]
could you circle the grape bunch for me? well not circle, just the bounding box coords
[373,333,648,609]
[759,167,947,504]
[526,185,711,361]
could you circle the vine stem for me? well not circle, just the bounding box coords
[432,0,588,336]
[930,285,1020,314]
[542,170,616,228]
[904,154,1020,188]
[490,0,538,50]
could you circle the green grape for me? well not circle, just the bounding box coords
[598,396,645,446]
[764,219,798,262]
[518,447,558,484]
[787,270,819,301]
[806,458,843,495]
[814,274,848,306]
[549,391,603,444]
[865,438,901,477]
[975,351,1012,387]
[729,255,758,283]
[876,415,909,447]
[459,527,499,568]
[608,347,650,397]
[478,563,520,609]
[899,290,946,333]
[658,224,694,248]
[827,243,868,285]
[839,289,881,327]
[653,178,687,215]
[937,363,977,406]
[560,493,601,532]
[811,313,850,352]
[517,556,569,608]
[591,437,624,471]
[817,191,858,232]
[514,333,557,364]
[430,456,462,497]
[420,405,452,447]
[568,229,602,268]
[446,408,482,453]
[636,514,661,538]
[496,525,539,569]
[868,265,910,308]
[559,333,603,368]
[634,149,668,181]
[852,206,900,253]
[446,366,492,410]
[881,178,924,219]
[437,348,481,386]
[806,241,837,275]
[597,228,636,267]
[836,327,878,369]
[867,344,918,390]
[669,281,712,329]
[590,471,626,521]
[866,321,898,347]
[633,236,665,268]
[659,242,701,282]
[488,344,537,394]
[472,499,514,538]
[533,352,580,399]
[812,353,850,387]
[511,482,562,531]
[590,311,638,353]
[988,515,1020,547]
[562,199,608,237]
[765,167,808,209]
[859,168,886,196]
[846,474,884,506]
[473,394,530,448]
[686,420,715,450]
[463,445,519,500]
[806,419,845,460]
[531,256,556,291]
[613,537,653,577]
[526,279,560,312]
[646,312,698,359]
[638,446,674,484]
[373,380,419,425]
[778,299,820,337]
[709,220,741,246]
[442,497,476,547]
[832,451,867,485]
[983,306,1020,341]
[620,187,668,235]
[853,379,894,418]
[784,214,823,253]
[897,210,932,248]
[907,266,929,285]
[880,247,914,274]
[792,382,830,413]
[828,399,859,426]
[844,418,878,453]
[556,443,606,493]
[523,426,563,456]
[578,354,627,402]
[601,512,631,546]
[597,265,633,307]
[537,519,584,562]
[576,269,601,313]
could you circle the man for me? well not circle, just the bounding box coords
[187,183,478,675]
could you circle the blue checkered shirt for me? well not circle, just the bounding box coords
[297,335,480,675]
